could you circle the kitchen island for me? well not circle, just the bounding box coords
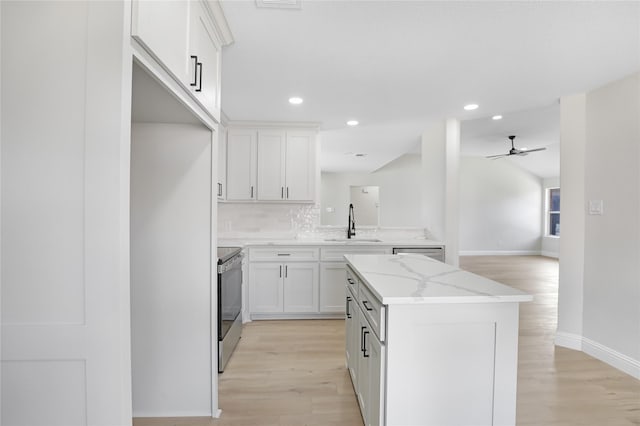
[345,254,532,426]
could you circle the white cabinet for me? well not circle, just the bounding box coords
[224,126,317,202]
[226,129,257,201]
[285,132,315,201]
[132,1,190,84]
[188,0,222,115]
[256,130,315,201]
[131,0,224,119]
[249,262,318,314]
[345,284,359,384]
[320,262,347,313]
[257,130,286,200]
[217,123,226,200]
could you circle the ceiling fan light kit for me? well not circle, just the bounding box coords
[486,135,546,159]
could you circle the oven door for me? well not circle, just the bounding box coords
[218,254,243,341]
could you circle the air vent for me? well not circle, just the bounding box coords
[256,0,302,9]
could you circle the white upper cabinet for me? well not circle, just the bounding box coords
[257,130,286,201]
[285,131,315,201]
[217,123,227,200]
[188,0,222,116]
[131,1,191,84]
[131,0,230,120]
[253,129,316,202]
[226,129,257,201]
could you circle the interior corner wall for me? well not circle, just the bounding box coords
[459,157,543,255]
[582,72,640,373]
[421,122,447,242]
[130,122,214,415]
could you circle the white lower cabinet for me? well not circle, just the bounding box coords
[249,261,318,314]
[320,262,347,313]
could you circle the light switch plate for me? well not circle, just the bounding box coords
[588,200,604,215]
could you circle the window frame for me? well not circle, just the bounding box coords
[546,187,560,238]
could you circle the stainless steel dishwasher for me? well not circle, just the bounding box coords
[392,246,445,262]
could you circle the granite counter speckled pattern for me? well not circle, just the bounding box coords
[345,254,533,305]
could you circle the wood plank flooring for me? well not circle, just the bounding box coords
[134,256,640,426]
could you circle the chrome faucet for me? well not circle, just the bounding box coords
[347,203,356,239]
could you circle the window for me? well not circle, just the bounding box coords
[547,187,560,237]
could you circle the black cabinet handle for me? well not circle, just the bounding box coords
[286,187,289,199]
[363,330,370,357]
[281,187,284,199]
[217,182,222,197]
[250,186,254,198]
[277,253,291,256]
[347,278,355,285]
[346,296,352,318]
[360,326,366,353]
[190,56,198,86]
[362,300,373,311]
[196,62,203,92]
[279,265,282,278]
[285,265,288,278]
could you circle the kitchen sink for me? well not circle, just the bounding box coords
[324,238,383,242]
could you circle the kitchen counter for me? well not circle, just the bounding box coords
[344,253,532,305]
[218,237,444,248]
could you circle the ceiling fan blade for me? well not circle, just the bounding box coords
[486,154,508,159]
[521,147,546,153]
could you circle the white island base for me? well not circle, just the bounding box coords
[344,254,532,426]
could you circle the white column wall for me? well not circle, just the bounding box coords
[556,94,586,348]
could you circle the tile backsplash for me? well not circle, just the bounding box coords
[218,202,433,241]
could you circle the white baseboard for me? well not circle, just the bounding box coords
[582,337,640,380]
[541,250,559,259]
[459,250,541,256]
[133,410,213,418]
[554,331,583,350]
[213,408,222,418]
[555,332,640,379]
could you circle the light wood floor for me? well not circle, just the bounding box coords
[134,256,640,426]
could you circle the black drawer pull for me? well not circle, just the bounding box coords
[346,296,352,318]
[196,62,203,92]
[347,278,355,285]
[362,300,373,311]
[277,253,291,256]
[363,330,370,358]
[360,326,366,353]
[190,55,198,86]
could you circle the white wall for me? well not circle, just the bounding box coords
[321,154,424,227]
[583,73,640,372]
[542,176,560,258]
[459,157,543,255]
[557,72,640,378]
[130,123,213,416]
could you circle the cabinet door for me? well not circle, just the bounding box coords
[345,288,359,386]
[320,262,347,313]
[366,333,386,426]
[283,262,319,312]
[226,129,257,200]
[217,125,226,200]
[249,263,283,313]
[357,312,371,424]
[132,0,191,85]
[188,0,221,116]
[285,132,315,201]
[257,130,286,200]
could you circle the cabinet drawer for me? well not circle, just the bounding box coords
[358,281,386,342]
[346,266,359,297]
[321,246,391,262]
[249,247,319,262]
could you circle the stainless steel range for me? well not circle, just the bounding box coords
[217,246,243,372]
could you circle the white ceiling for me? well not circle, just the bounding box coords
[219,0,640,177]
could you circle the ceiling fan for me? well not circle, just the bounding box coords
[486,135,546,159]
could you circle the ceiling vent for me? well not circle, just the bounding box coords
[256,0,302,9]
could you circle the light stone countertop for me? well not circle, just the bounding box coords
[345,254,533,305]
[218,238,444,248]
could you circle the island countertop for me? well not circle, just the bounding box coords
[345,254,533,305]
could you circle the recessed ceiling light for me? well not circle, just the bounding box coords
[354,153,367,157]
[464,104,479,111]
[288,97,303,105]
[347,120,359,126]
[492,115,503,120]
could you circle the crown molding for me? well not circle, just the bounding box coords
[204,1,234,46]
